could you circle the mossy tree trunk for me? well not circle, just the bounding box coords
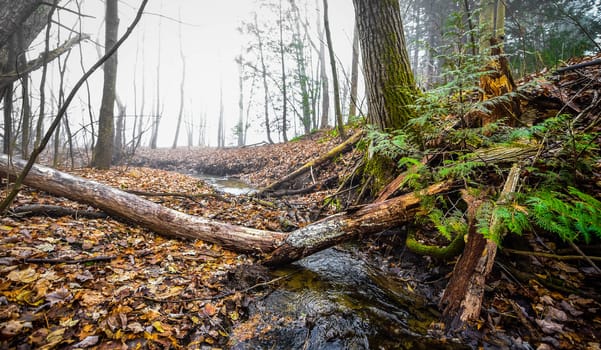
[352,0,419,194]
[352,0,418,131]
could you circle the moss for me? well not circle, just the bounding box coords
[405,230,465,260]
[363,153,398,196]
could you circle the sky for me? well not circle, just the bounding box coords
[32,0,358,148]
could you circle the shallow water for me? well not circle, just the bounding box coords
[194,174,256,195]
[196,175,468,349]
[230,248,469,350]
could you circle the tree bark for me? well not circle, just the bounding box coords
[352,0,417,130]
[0,154,450,265]
[316,0,329,129]
[348,23,360,118]
[323,0,345,139]
[0,0,42,51]
[278,0,288,142]
[440,164,521,332]
[0,34,88,90]
[172,14,185,149]
[92,0,119,169]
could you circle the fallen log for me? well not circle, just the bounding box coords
[0,154,283,254]
[0,154,452,265]
[267,175,338,197]
[263,180,453,265]
[258,130,364,195]
[440,164,521,332]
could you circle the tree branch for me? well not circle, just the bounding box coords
[0,34,89,90]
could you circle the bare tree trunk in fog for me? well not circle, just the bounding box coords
[150,7,163,150]
[92,0,119,169]
[348,24,359,118]
[237,56,245,146]
[323,0,345,139]
[113,97,125,163]
[2,34,16,154]
[253,13,274,144]
[316,0,329,129]
[17,28,31,158]
[172,17,186,149]
[35,2,56,150]
[278,0,288,142]
[217,85,225,148]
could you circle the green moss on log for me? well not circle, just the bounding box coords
[405,230,465,260]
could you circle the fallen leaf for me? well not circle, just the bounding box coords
[535,319,563,334]
[0,320,27,337]
[7,266,39,283]
[46,288,72,305]
[71,335,99,348]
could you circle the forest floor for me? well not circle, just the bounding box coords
[2,55,601,349]
[1,130,600,349]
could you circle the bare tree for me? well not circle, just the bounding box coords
[323,0,345,138]
[92,0,119,169]
[236,55,245,146]
[217,85,225,148]
[172,12,186,149]
[278,0,289,142]
[348,23,359,118]
[315,0,329,129]
[253,13,274,144]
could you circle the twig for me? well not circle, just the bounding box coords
[138,270,299,303]
[502,248,601,263]
[568,241,601,273]
[24,255,116,264]
[125,189,226,202]
[41,1,95,18]
[554,58,601,75]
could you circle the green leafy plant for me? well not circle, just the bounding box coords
[428,208,467,241]
[365,126,419,161]
[526,187,601,243]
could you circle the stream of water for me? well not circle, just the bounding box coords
[198,175,469,349]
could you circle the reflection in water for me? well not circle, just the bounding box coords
[195,174,256,195]
[194,175,468,349]
[230,248,469,350]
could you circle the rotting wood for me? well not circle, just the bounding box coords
[0,154,451,265]
[268,175,338,197]
[263,180,454,265]
[440,164,521,332]
[376,144,535,203]
[258,130,364,195]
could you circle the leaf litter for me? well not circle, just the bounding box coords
[1,109,600,350]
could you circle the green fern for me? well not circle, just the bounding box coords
[526,187,601,243]
[437,159,485,181]
[428,208,467,241]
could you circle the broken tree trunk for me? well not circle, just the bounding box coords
[258,130,364,195]
[439,164,521,332]
[0,154,451,265]
[263,180,453,265]
[0,34,89,90]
